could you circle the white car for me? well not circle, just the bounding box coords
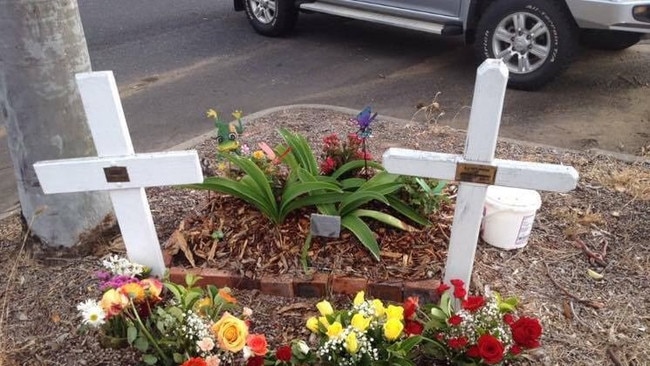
[234,0,650,90]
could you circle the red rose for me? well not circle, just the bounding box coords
[404,320,424,335]
[276,345,292,362]
[461,296,486,312]
[510,344,522,355]
[477,334,505,365]
[181,358,207,366]
[449,279,466,298]
[510,317,542,348]
[435,283,450,296]
[403,296,419,320]
[448,314,463,326]
[503,313,515,326]
[466,345,480,358]
[247,356,264,366]
[448,337,468,349]
[453,286,467,299]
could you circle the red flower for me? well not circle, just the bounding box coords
[322,134,340,147]
[477,334,505,364]
[403,297,419,320]
[355,151,373,160]
[404,320,424,335]
[320,157,337,175]
[466,345,480,358]
[435,283,450,296]
[461,296,486,312]
[450,279,466,299]
[510,344,522,355]
[510,317,542,348]
[247,356,264,366]
[448,314,463,326]
[246,334,268,356]
[503,313,515,326]
[276,345,292,362]
[181,358,207,366]
[448,337,468,349]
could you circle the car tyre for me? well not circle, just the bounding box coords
[244,0,297,37]
[580,29,642,51]
[475,0,578,90]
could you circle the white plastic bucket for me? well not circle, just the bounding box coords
[481,186,542,250]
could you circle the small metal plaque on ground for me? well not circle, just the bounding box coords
[310,214,341,238]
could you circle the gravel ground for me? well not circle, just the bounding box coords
[1,107,649,365]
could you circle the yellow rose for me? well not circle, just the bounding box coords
[353,291,365,306]
[345,332,359,354]
[211,313,249,352]
[385,305,404,321]
[316,300,334,316]
[383,318,404,341]
[100,289,129,316]
[120,282,145,302]
[372,299,385,317]
[351,314,371,332]
[306,317,319,333]
[318,316,330,328]
[326,322,343,339]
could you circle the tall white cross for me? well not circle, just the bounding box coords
[383,59,579,287]
[34,71,203,276]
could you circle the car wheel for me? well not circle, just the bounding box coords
[475,0,578,90]
[580,29,642,51]
[244,0,297,37]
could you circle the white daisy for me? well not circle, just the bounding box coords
[77,300,106,327]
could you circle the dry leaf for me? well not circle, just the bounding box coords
[167,230,196,267]
[277,302,312,314]
[51,312,61,323]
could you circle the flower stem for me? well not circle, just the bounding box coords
[130,302,170,364]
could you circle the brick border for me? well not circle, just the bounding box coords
[164,252,441,303]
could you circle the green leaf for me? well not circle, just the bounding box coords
[163,282,182,303]
[330,160,383,180]
[398,335,422,352]
[352,209,416,232]
[279,129,319,175]
[142,354,158,365]
[280,181,342,212]
[341,215,380,261]
[173,353,185,363]
[340,177,367,190]
[134,336,149,352]
[126,326,137,344]
[339,190,389,216]
[386,195,430,227]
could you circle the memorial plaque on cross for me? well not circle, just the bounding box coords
[383,59,579,288]
[33,71,203,276]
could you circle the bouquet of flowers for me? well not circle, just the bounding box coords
[77,256,267,366]
[417,279,543,365]
[300,291,422,366]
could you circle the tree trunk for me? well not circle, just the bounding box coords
[0,0,111,246]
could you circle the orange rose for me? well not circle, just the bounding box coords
[211,313,248,352]
[139,278,163,301]
[246,334,268,356]
[100,289,129,316]
[218,288,237,304]
[120,282,146,302]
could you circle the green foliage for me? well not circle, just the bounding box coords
[398,176,448,216]
[186,152,342,225]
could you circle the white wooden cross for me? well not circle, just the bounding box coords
[383,59,579,288]
[33,71,203,277]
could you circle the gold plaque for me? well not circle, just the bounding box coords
[104,166,130,183]
[455,162,497,185]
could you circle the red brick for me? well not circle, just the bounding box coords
[403,279,442,304]
[232,275,261,291]
[168,266,202,285]
[331,276,368,296]
[199,268,238,288]
[367,281,403,303]
[260,276,294,298]
[294,272,329,298]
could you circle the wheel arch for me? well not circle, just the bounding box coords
[234,0,245,12]
[464,0,574,44]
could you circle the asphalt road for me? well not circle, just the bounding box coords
[1,0,649,214]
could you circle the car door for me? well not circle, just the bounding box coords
[353,0,462,17]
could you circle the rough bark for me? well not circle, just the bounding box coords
[0,0,111,246]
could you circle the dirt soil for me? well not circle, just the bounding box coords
[1,107,649,366]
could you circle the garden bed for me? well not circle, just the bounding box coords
[1,106,649,365]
